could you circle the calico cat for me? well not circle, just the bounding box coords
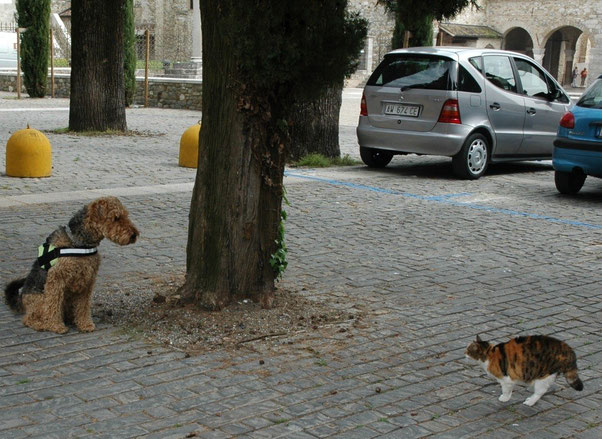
[465,335,583,406]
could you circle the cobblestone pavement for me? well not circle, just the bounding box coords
[1,90,601,438]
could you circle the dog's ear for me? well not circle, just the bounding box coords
[89,198,108,220]
[476,334,482,342]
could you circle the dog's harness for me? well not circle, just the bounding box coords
[37,242,98,271]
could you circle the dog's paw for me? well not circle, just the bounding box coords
[24,317,68,334]
[498,394,512,402]
[48,324,69,334]
[77,322,96,332]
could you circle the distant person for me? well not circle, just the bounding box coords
[571,66,578,87]
[580,68,588,87]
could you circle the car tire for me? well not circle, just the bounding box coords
[554,170,586,194]
[452,133,489,179]
[360,147,393,168]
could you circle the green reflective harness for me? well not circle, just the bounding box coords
[37,242,98,271]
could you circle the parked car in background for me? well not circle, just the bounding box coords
[553,74,602,194]
[0,32,18,68]
[357,47,571,179]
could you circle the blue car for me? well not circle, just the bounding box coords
[553,74,602,194]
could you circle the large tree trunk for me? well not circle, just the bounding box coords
[69,0,127,131]
[287,82,343,161]
[178,1,285,310]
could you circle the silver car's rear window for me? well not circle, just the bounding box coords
[366,54,454,91]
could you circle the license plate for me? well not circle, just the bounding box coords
[384,103,420,117]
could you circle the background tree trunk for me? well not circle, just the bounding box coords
[287,81,343,161]
[69,0,127,132]
[178,0,284,310]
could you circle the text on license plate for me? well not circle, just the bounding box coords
[384,103,420,117]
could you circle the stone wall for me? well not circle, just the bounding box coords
[453,0,602,85]
[134,0,192,62]
[347,0,395,86]
[0,72,202,110]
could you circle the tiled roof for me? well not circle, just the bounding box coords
[439,22,502,39]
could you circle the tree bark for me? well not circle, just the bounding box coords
[287,82,343,162]
[69,0,127,132]
[178,0,285,310]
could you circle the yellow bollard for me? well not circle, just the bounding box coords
[6,125,52,178]
[178,121,201,168]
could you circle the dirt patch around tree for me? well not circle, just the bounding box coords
[93,272,368,354]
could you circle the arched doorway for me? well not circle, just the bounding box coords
[542,26,583,85]
[503,28,534,58]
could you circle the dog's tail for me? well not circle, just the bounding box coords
[4,278,25,313]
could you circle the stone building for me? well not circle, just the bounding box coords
[0,0,16,25]
[3,0,598,87]
[446,0,601,87]
[1,0,394,81]
[348,0,395,83]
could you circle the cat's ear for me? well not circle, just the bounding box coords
[476,335,482,342]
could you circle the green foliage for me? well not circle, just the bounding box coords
[136,60,163,70]
[16,0,51,97]
[391,12,432,48]
[380,0,477,48]
[380,0,478,22]
[124,0,136,106]
[50,58,70,68]
[411,14,434,47]
[269,190,289,281]
[228,1,368,103]
[292,153,360,168]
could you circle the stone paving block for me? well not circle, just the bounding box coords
[574,425,602,439]
[378,424,431,438]
[83,425,150,439]
[196,430,234,439]
[144,424,205,439]
[0,94,600,438]
[20,413,92,436]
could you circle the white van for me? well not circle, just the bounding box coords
[0,32,18,68]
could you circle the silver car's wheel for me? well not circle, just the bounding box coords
[360,147,393,168]
[452,133,489,179]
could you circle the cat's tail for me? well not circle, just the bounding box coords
[565,369,584,391]
[4,278,25,313]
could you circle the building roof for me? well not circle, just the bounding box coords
[439,23,502,39]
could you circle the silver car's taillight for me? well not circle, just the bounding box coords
[438,99,461,124]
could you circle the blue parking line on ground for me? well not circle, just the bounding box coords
[285,171,602,230]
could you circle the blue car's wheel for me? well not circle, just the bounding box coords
[555,170,586,194]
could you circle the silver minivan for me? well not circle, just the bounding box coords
[357,47,571,179]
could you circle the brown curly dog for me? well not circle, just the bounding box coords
[4,197,139,334]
